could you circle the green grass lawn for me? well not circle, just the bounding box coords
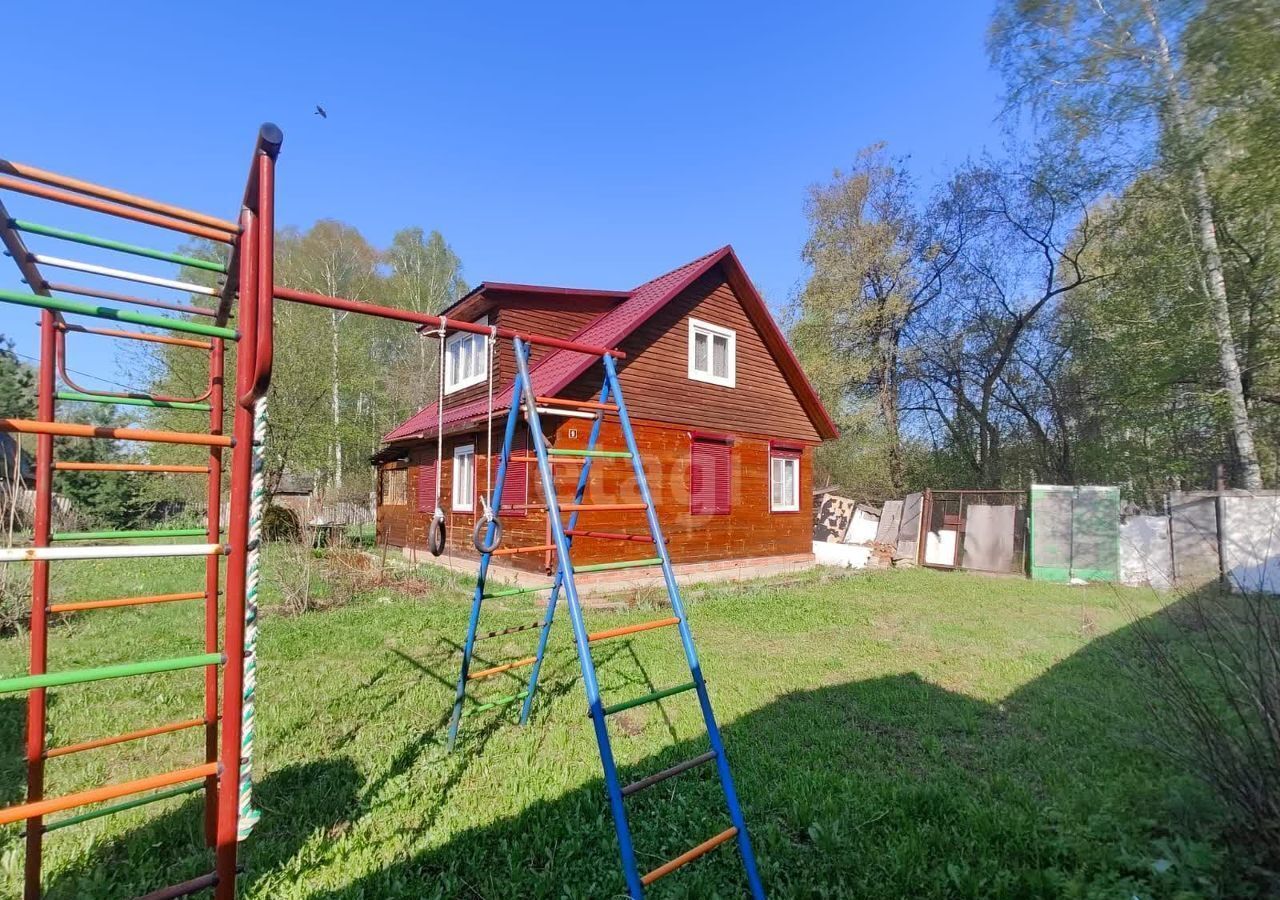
[0,554,1252,898]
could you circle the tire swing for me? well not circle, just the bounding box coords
[473,325,503,554]
[427,318,448,557]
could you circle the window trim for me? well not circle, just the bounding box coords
[444,316,489,395]
[452,443,475,512]
[769,451,800,513]
[687,317,736,388]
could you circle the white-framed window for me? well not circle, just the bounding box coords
[444,316,489,394]
[770,452,800,512]
[452,444,475,512]
[687,318,736,387]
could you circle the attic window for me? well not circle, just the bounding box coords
[445,316,489,394]
[688,318,735,387]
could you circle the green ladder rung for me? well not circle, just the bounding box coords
[11,219,228,274]
[547,448,632,459]
[466,689,531,716]
[52,528,209,542]
[602,681,697,717]
[0,288,236,340]
[574,557,662,574]
[41,781,204,833]
[482,584,554,599]
[0,653,223,694]
[55,390,213,412]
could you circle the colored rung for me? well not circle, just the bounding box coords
[0,543,224,563]
[621,750,717,797]
[54,461,209,474]
[588,616,680,644]
[41,781,204,833]
[641,827,739,887]
[490,543,555,556]
[573,557,662,574]
[11,219,229,273]
[559,503,647,512]
[482,584,553,599]
[32,254,220,297]
[45,716,207,758]
[55,390,213,411]
[52,528,208,542]
[0,418,232,447]
[565,529,661,544]
[547,448,632,458]
[0,653,223,694]
[535,396,620,412]
[476,620,546,641]
[602,681,697,717]
[467,656,537,681]
[136,872,220,900]
[50,591,205,613]
[0,761,218,826]
[507,456,581,464]
[465,689,530,716]
[0,288,237,339]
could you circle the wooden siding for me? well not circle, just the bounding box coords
[562,268,822,442]
[376,416,812,572]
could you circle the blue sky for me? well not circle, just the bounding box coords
[1,1,1005,389]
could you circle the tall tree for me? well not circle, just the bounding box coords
[908,159,1103,487]
[990,0,1265,487]
[790,145,964,495]
[275,221,381,496]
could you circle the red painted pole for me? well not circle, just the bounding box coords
[203,336,224,846]
[272,285,626,358]
[23,310,55,898]
[215,208,256,900]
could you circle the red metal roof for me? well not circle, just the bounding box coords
[381,246,838,443]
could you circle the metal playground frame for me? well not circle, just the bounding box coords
[0,125,763,898]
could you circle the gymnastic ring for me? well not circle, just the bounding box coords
[428,512,447,557]
[473,516,502,554]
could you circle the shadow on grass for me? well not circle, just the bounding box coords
[40,589,1250,898]
[298,590,1242,899]
[40,758,362,900]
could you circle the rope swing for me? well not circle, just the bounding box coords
[427,317,448,556]
[473,325,502,554]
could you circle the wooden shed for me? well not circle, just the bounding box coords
[374,246,838,575]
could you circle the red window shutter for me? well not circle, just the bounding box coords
[502,430,528,517]
[690,437,731,515]
[416,459,437,513]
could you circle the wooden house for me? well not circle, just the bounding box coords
[373,246,838,575]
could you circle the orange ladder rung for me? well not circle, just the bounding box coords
[0,762,218,826]
[54,461,209,474]
[467,656,537,681]
[49,591,205,613]
[491,544,555,556]
[560,502,646,512]
[535,395,620,413]
[587,617,680,644]
[44,717,210,759]
[641,826,739,886]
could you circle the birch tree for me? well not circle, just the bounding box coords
[990,0,1265,487]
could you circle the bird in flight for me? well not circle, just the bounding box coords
[315,105,327,119]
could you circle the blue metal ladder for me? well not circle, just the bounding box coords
[447,337,766,898]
